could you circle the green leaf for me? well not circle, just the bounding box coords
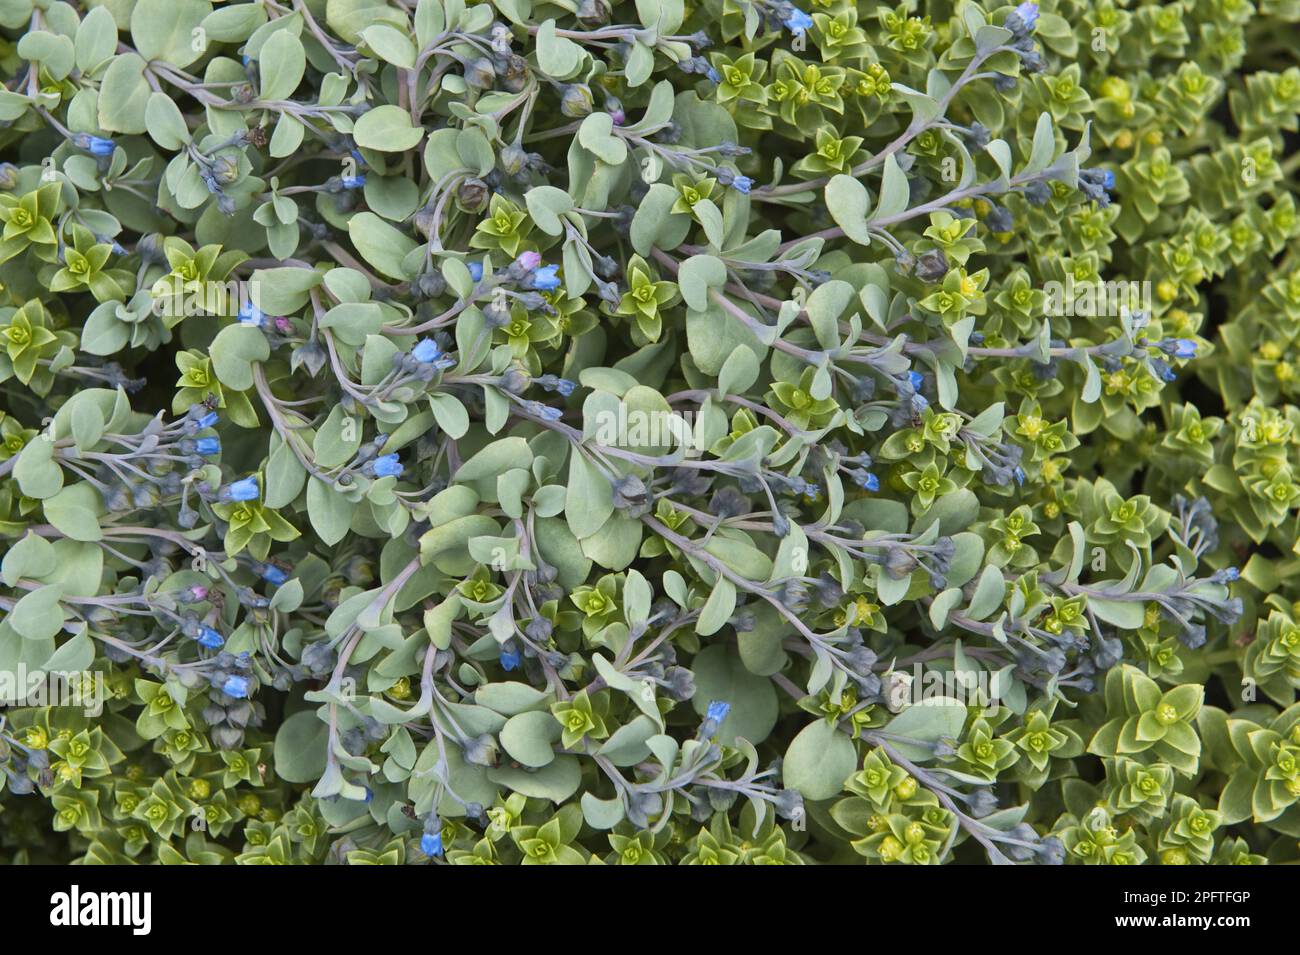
[695,576,736,636]
[1089,596,1146,630]
[826,175,873,245]
[145,92,191,150]
[201,3,269,42]
[354,105,425,152]
[250,267,322,315]
[44,630,94,673]
[2,532,57,587]
[500,711,561,768]
[209,323,270,392]
[805,280,853,350]
[966,565,1006,620]
[578,112,628,165]
[717,346,759,397]
[487,755,582,803]
[14,436,64,500]
[76,6,120,73]
[565,452,613,540]
[43,483,104,542]
[428,392,470,439]
[872,154,909,222]
[535,19,584,79]
[690,645,779,745]
[580,792,627,829]
[783,720,857,800]
[1025,112,1056,174]
[258,30,307,100]
[312,405,363,468]
[883,698,968,762]
[347,212,418,280]
[9,585,65,641]
[360,24,417,69]
[307,478,354,545]
[693,198,725,248]
[421,515,502,575]
[677,254,726,311]
[130,0,213,69]
[98,53,151,134]
[524,185,575,237]
[273,710,329,784]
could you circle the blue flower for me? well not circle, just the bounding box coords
[783,8,814,33]
[1015,1,1039,30]
[197,410,220,429]
[500,648,521,671]
[421,831,444,856]
[1169,338,1198,359]
[412,338,442,363]
[700,701,731,738]
[525,401,564,422]
[1013,466,1026,485]
[1078,168,1115,206]
[372,453,404,478]
[341,175,366,189]
[195,437,221,456]
[1151,358,1177,382]
[732,175,753,194]
[225,475,260,501]
[238,301,266,328]
[854,469,880,492]
[531,264,561,291]
[706,67,722,85]
[554,378,576,397]
[83,135,116,157]
[197,626,225,649]
[261,564,289,586]
[468,261,485,282]
[909,370,925,391]
[221,676,250,699]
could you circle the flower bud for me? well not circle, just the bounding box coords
[456,178,490,213]
[464,57,497,89]
[560,84,594,118]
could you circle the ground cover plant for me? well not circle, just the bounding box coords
[0,0,1298,865]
